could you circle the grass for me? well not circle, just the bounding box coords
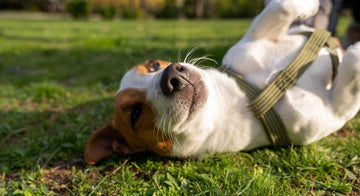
[0,15,359,195]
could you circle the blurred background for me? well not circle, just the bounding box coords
[0,0,265,19]
[1,0,357,47]
[0,0,357,20]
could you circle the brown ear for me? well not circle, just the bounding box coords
[84,122,144,165]
[84,123,121,165]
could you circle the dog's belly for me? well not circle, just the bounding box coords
[223,29,341,145]
[275,86,345,145]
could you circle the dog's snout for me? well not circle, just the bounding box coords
[160,63,189,96]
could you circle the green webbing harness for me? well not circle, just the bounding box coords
[219,29,339,147]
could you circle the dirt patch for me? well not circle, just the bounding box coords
[42,167,72,193]
[42,159,99,193]
[349,175,360,196]
[87,171,98,182]
[133,170,150,181]
[336,127,356,138]
[52,159,85,170]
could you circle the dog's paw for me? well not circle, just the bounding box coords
[348,42,360,50]
[342,42,360,71]
[346,42,360,60]
[280,0,319,20]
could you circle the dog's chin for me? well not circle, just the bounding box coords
[151,79,207,134]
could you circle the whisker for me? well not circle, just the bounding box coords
[169,132,174,145]
[189,55,218,66]
[159,115,166,144]
[172,116,183,152]
[184,46,200,64]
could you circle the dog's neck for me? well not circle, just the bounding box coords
[170,69,271,157]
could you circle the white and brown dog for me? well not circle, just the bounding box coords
[85,0,360,164]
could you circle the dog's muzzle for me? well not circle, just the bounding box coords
[160,63,195,96]
[158,63,207,121]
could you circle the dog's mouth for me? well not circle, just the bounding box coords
[148,63,207,133]
[177,78,206,120]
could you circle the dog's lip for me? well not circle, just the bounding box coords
[178,78,205,126]
[187,80,200,116]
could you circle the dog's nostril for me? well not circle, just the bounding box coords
[175,64,187,72]
[170,78,180,91]
[160,63,189,96]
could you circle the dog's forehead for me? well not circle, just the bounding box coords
[118,60,171,93]
[118,69,155,93]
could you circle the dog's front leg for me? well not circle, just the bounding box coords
[331,42,360,120]
[244,0,319,42]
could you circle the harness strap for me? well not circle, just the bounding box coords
[219,66,290,146]
[249,29,333,118]
[295,31,340,81]
[326,36,340,81]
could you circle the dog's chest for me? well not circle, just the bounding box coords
[223,36,307,89]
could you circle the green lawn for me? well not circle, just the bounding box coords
[0,16,359,195]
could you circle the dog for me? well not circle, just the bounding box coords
[85,0,360,165]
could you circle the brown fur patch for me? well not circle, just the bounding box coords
[136,60,171,75]
[85,88,172,164]
[113,89,172,155]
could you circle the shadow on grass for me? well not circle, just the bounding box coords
[0,46,229,88]
[0,93,190,174]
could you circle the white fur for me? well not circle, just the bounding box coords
[118,0,360,157]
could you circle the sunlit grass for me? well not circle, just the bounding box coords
[0,16,358,195]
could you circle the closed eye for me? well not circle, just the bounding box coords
[130,103,142,129]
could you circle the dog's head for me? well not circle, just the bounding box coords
[85,60,209,164]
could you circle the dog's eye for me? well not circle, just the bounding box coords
[153,62,160,70]
[130,103,142,129]
[147,62,160,72]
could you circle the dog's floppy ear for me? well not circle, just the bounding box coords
[84,122,140,165]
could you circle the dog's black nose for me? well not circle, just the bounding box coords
[160,63,189,96]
